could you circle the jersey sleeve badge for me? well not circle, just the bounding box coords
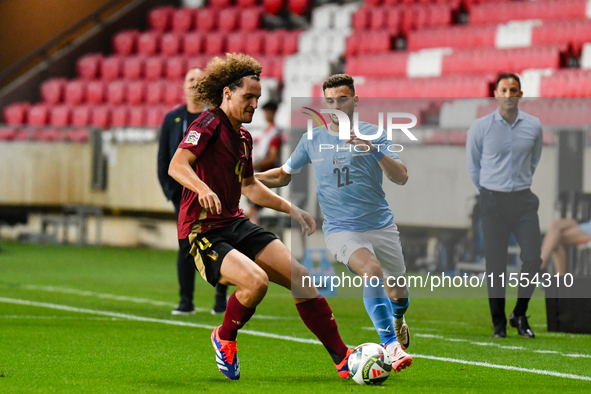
[184,130,201,145]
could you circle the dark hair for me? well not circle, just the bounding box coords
[322,74,355,94]
[262,101,278,112]
[495,73,521,89]
[193,53,262,107]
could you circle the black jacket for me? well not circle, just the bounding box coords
[157,105,202,206]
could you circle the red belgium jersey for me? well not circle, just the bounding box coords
[177,107,254,239]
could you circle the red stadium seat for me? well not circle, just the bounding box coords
[351,7,369,31]
[210,0,232,8]
[183,32,204,55]
[145,56,165,80]
[146,105,169,127]
[128,106,147,127]
[14,130,30,141]
[187,55,209,70]
[172,8,195,32]
[163,81,184,105]
[282,30,300,55]
[0,127,18,141]
[111,106,129,127]
[204,32,226,55]
[263,30,284,56]
[428,5,452,28]
[91,106,111,129]
[122,56,144,80]
[196,8,218,32]
[106,80,127,105]
[242,30,264,56]
[49,105,71,127]
[288,0,310,15]
[76,54,102,80]
[66,129,90,143]
[345,53,408,77]
[33,128,64,142]
[365,0,382,5]
[226,32,246,53]
[40,78,67,105]
[165,56,187,80]
[264,0,284,15]
[218,8,240,32]
[112,30,139,55]
[146,81,165,105]
[148,6,174,32]
[160,33,182,56]
[137,32,160,56]
[3,102,30,125]
[28,104,50,126]
[240,7,263,30]
[64,80,87,105]
[238,0,259,6]
[71,106,92,126]
[126,81,146,105]
[369,6,387,30]
[86,80,106,104]
[101,56,122,81]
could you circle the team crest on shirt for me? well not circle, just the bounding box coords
[341,245,347,256]
[184,130,201,145]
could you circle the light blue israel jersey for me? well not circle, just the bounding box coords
[282,122,402,236]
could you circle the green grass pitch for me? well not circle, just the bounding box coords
[1,242,590,393]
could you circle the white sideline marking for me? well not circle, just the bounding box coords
[20,285,293,321]
[1,297,590,382]
[415,333,591,359]
[413,354,591,382]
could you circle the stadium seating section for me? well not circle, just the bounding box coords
[2,0,591,142]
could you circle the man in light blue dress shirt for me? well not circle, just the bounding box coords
[467,73,543,339]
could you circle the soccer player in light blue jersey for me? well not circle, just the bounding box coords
[256,74,412,373]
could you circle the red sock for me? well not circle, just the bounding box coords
[219,292,256,341]
[296,296,349,364]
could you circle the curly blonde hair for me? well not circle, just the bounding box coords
[192,53,262,107]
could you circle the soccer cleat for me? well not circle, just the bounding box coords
[394,317,410,350]
[211,326,240,380]
[388,342,412,373]
[334,348,354,379]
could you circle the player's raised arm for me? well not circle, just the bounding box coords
[241,175,315,235]
[255,167,292,188]
[169,148,221,215]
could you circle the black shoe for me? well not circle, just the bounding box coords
[171,302,195,315]
[211,295,227,316]
[509,312,535,338]
[491,325,507,338]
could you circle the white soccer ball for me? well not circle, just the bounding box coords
[348,343,392,385]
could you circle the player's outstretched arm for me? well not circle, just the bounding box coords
[169,148,222,214]
[377,156,408,185]
[255,167,291,188]
[242,175,315,235]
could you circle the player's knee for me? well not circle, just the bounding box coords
[363,260,383,279]
[248,269,269,299]
[291,262,310,280]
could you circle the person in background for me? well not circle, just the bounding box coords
[248,101,283,225]
[466,73,543,339]
[541,218,591,275]
[157,67,228,316]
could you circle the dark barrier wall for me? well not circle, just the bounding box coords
[0,0,121,73]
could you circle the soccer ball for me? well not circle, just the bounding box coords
[348,343,392,385]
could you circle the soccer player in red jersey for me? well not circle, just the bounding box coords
[168,54,352,381]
